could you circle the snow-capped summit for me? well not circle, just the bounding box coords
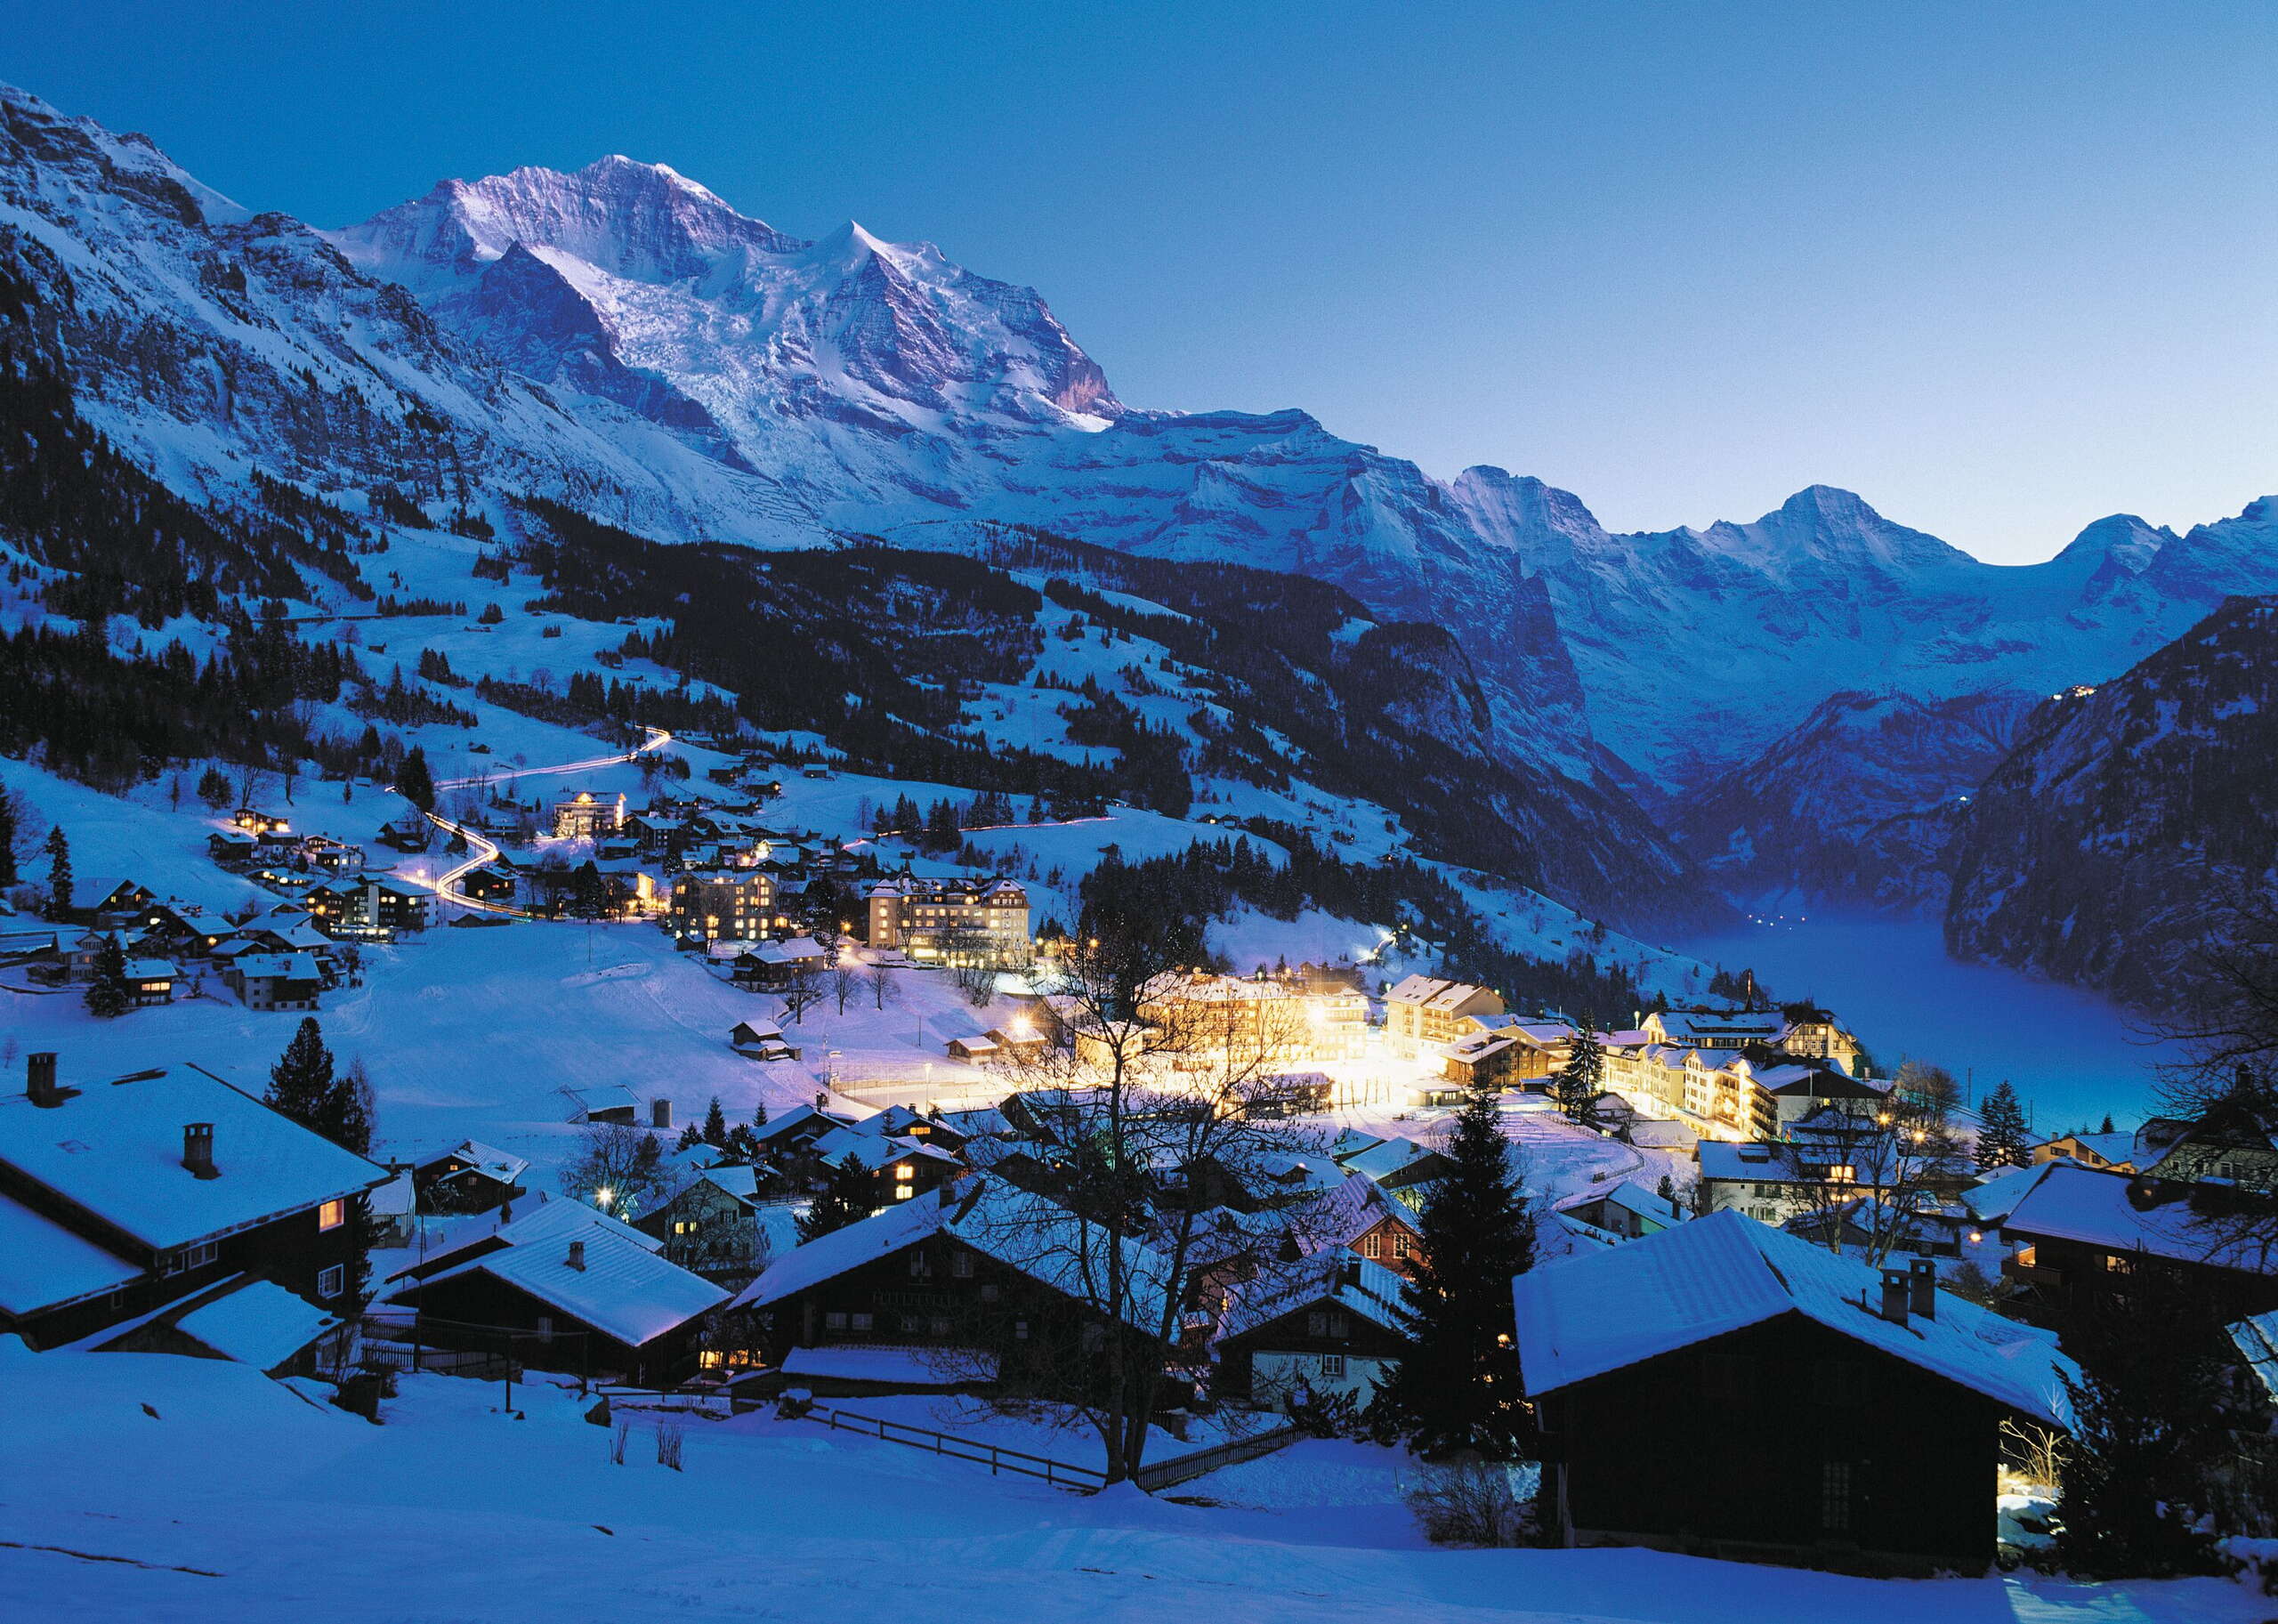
[329,159,1121,440]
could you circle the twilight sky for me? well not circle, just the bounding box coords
[12,1,2277,562]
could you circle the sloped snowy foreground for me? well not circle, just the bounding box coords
[0,1345,2258,1624]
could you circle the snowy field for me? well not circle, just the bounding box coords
[0,1345,2258,1623]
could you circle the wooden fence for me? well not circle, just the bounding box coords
[791,1404,1301,1493]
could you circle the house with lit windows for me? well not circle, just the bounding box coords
[0,1052,387,1354]
[862,875,1031,968]
[668,869,780,944]
[1382,975,1507,1056]
[552,790,627,839]
[1515,1209,2075,1574]
[1213,1251,1410,1408]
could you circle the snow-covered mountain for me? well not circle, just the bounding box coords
[11,77,2278,936]
[1944,594,2278,1006]
[1671,689,2037,911]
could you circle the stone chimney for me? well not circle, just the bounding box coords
[183,1122,219,1180]
[27,1052,62,1108]
[1878,1266,1910,1325]
[566,1239,586,1272]
[1908,1256,1937,1321]
[651,1098,671,1130]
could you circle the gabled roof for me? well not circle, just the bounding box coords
[0,1066,387,1252]
[171,1278,339,1369]
[1216,1250,1410,1344]
[400,1220,726,1347]
[1339,1135,1448,1184]
[1513,1209,2072,1426]
[1384,974,1499,1013]
[230,951,323,982]
[424,1139,529,1185]
[2001,1164,2278,1272]
[732,1176,1171,1331]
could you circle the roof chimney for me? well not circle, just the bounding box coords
[27,1052,63,1108]
[1878,1266,1910,1325]
[183,1122,219,1180]
[1908,1256,1937,1321]
[567,1239,586,1272]
[651,1097,672,1130]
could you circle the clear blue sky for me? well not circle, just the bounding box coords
[10,1,2277,562]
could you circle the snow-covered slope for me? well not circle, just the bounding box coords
[13,76,2278,891]
[1943,594,2278,1007]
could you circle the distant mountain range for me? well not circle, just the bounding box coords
[4,80,2275,990]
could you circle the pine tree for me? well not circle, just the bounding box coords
[83,933,131,1019]
[43,825,71,921]
[702,1095,730,1149]
[396,746,436,812]
[197,766,232,812]
[796,1153,877,1242]
[2054,1268,2231,1579]
[753,1099,769,1128]
[266,1016,337,1127]
[1553,1022,1604,1125]
[1374,1088,1539,1458]
[2098,1113,2117,1135]
[321,1057,376,1156]
[570,860,610,920]
[1975,1081,2032,1170]
[0,786,18,886]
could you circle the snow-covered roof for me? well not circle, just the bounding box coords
[1339,1135,1445,1184]
[121,957,177,980]
[368,1169,416,1218]
[1649,1008,1785,1042]
[402,1222,725,1348]
[733,1177,1170,1331]
[174,1279,339,1369]
[426,1139,529,1184]
[1513,1209,2073,1426]
[567,1085,640,1117]
[2001,1164,2278,1271]
[811,1125,959,1171]
[1305,1171,1418,1247]
[0,1067,388,1251]
[1383,974,1498,1012]
[1556,1180,1683,1229]
[495,1197,661,1254]
[1217,1250,1409,1344]
[231,951,322,981]
[0,1190,141,1315]
[780,1343,997,1384]
[1961,1163,2047,1223]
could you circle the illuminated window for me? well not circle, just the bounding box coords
[318,1199,345,1232]
[894,1163,915,1181]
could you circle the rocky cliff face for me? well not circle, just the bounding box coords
[1673,689,2036,911]
[1943,596,2278,1006]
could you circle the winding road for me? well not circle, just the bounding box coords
[411,725,674,917]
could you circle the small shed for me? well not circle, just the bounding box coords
[566,1085,642,1126]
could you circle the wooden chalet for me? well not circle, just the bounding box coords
[385,1201,727,1386]
[1999,1162,2278,1321]
[1515,1209,2074,1575]
[412,1140,530,1215]
[726,1176,1169,1396]
[1214,1252,1410,1409]
[0,1053,386,1353]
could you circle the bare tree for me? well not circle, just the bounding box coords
[560,1121,683,1219]
[828,957,862,1017]
[954,927,1332,1483]
[1775,1094,1966,1265]
[780,966,824,1026]
[864,962,901,1013]
[950,961,998,1008]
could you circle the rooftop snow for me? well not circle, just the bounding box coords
[2002,1163,2278,1271]
[0,1066,387,1251]
[1513,1209,2072,1425]
[0,1189,142,1315]
[400,1221,724,1348]
[174,1279,340,1369]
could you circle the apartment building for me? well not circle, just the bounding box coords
[864,876,1030,969]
